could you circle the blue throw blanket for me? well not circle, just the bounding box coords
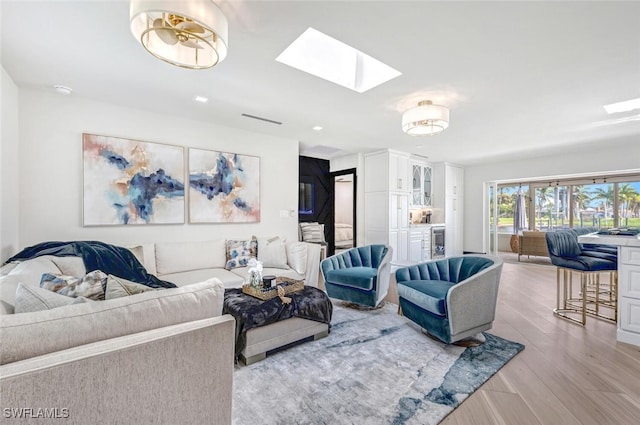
[5,241,176,289]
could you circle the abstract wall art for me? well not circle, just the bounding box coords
[82,134,185,226]
[188,148,260,223]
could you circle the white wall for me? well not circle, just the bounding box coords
[331,153,364,246]
[1,66,20,262]
[14,88,299,252]
[463,139,640,253]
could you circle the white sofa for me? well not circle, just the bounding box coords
[0,268,235,425]
[1,237,325,371]
[130,238,321,289]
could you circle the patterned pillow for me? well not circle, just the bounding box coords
[225,236,258,270]
[40,270,108,300]
[299,222,325,243]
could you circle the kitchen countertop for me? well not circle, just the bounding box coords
[578,233,640,247]
[409,223,445,228]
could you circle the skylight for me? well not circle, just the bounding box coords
[603,97,640,114]
[276,27,401,93]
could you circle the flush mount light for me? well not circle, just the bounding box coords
[603,97,640,114]
[402,100,449,136]
[130,0,228,69]
[53,85,72,95]
[312,126,323,131]
[276,27,401,93]
[194,95,208,103]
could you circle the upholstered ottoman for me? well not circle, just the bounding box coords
[223,286,332,365]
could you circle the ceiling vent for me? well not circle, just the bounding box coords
[241,113,282,125]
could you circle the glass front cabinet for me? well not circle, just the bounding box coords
[411,162,432,207]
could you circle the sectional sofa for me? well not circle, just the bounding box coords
[0,237,323,423]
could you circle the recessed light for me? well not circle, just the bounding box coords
[53,85,72,95]
[194,96,209,104]
[312,126,323,131]
[603,97,640,114]
[276,27,401,93]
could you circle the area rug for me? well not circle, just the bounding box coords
[233,302,524,425]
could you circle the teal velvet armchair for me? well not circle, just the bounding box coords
[321,245,392,308]
[395,255,503,344]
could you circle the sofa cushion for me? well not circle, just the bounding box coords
[159,269,245,288]
[14,283,91,314]
[155,240,226,275]
[0,278,225,365]
[0,275,24,315]
[7,256,62,286]
[48,256,87,278]
[105,275,156,300]
[257,236,289,269]
[225,237,258,270]
[0,258,64,313]
[286,242,307,275]
[397,280,455,316]
[127,244,157,275]
[325,267,378,291]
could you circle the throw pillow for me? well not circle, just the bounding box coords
[105,274,156,300]
[299,222,325,243]
[14,283,90,314]
[225,236,258,270]
[286,242,307,275]
[257,236,289,269]
[40,270,108,300]
[128,245,145,267]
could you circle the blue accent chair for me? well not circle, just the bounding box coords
[321,245,392,308]
[545,230,617,325]
[395,256,503,344]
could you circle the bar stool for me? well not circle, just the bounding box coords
[545,231,617,325]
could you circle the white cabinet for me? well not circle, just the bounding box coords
[364,150,411,262]
[432,163,464,256]
[409,227,432,262]
[411,160,432,207]
[619,246,640,345]
[390,153,410,192]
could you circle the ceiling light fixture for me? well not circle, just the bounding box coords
[194,95,208,103]
[130,0,228,69]
[312,126,323,131]
[402,100,449,136]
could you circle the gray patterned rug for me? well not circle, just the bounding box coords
[233,302,524,425]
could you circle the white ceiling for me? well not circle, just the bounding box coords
[2,0,639,165]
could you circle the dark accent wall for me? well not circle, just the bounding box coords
[299,156,334,255]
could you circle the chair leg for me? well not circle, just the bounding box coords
[553,267,586,326]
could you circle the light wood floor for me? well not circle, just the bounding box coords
[441,261,640,425]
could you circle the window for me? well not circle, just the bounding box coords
[496,175,640,235]
[618,180,640,227]
[532,185,570,231]
[496,185,529,234]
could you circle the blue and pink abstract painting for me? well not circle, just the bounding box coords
[188,148,260,223]
[83,134,185,225]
